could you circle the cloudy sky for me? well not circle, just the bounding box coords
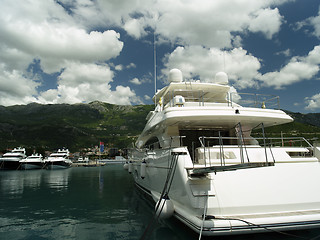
[0,0,320,113]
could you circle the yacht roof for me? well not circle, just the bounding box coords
[153,82,230,105]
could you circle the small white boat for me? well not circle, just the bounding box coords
[0,147,26,170]
[44,148,72,169]
[129,69,320,237]
[20,153,44,170]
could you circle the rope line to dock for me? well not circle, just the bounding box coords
[198,194,208,240]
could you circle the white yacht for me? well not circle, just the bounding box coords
[44,148,72,169]
[0,147,27,170]
[20,153,44,170]
[128,69,320,236]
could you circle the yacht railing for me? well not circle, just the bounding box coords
[254,136,314,148]
[163,89,280,109]
[196,136,314,166]
[131,118,315,173]
[165,89,206,107]
[129,134,316,176]
[141,136,185,151]
[229,92,280,109]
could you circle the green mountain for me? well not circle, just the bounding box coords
[251,111,320,145]
[0,102,319,153]
[285,111,320,128]
[0,102,153,152]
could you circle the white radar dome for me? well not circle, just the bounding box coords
[169,69,183,83]
[214,72,228,85]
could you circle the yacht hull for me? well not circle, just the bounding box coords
[45,161,72,170]
[130,147,320,236]
[20,162,44,170]
[0,159,21,170]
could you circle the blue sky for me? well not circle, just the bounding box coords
[0,0,320,113]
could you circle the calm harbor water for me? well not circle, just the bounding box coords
[1,165,320,240]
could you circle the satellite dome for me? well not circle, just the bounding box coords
[169,69,183,83]
[214,72,228,85]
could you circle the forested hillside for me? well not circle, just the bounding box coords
[0,102,153,152]
[0,102,319,152]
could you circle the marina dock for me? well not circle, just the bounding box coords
[72,161,106,167]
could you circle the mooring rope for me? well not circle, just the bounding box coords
[198,194,208,240]
[140,143,179,240]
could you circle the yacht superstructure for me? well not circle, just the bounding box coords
[129,69,320,236]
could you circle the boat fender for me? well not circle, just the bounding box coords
[155,197,175,219]
[159,97,163,107]
[140,160,147,179]
[128,161,133,174]
[123,162,129,170]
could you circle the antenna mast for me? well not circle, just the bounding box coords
[154,33,157,106]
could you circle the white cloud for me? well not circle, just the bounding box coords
[94,0,288,48]
[114,63,136,71]
[124,18,147,39]
[58,62,114,85]
[115,65,123,71]
[275,49,292,57]
[162,46,261,89]
[126,63,136,69]
[305,93,320,111]
[37,62,139,105]
[0,64,39,106]
[113,86,140,105]
[96,0,151,26]
[153,0,285,48]
[130,78,142,85]
[295,7,320,39]
[162,44,320,91]
[0,0,314,107]
[310,10,320,38]
[0,17,123,73]
[248,8,283,39]
[258,45,320,89]
[37,89,59,103]
[0,0,126,106]
[144,95,151,100]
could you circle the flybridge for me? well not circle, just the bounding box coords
[153,69,230,106]
[153,69,280,110]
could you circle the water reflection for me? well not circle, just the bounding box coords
[0,169,72,199]
[99,168,104,193]
[1,166,319,240]
[0,170,44,197]
[45,169,70,191]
